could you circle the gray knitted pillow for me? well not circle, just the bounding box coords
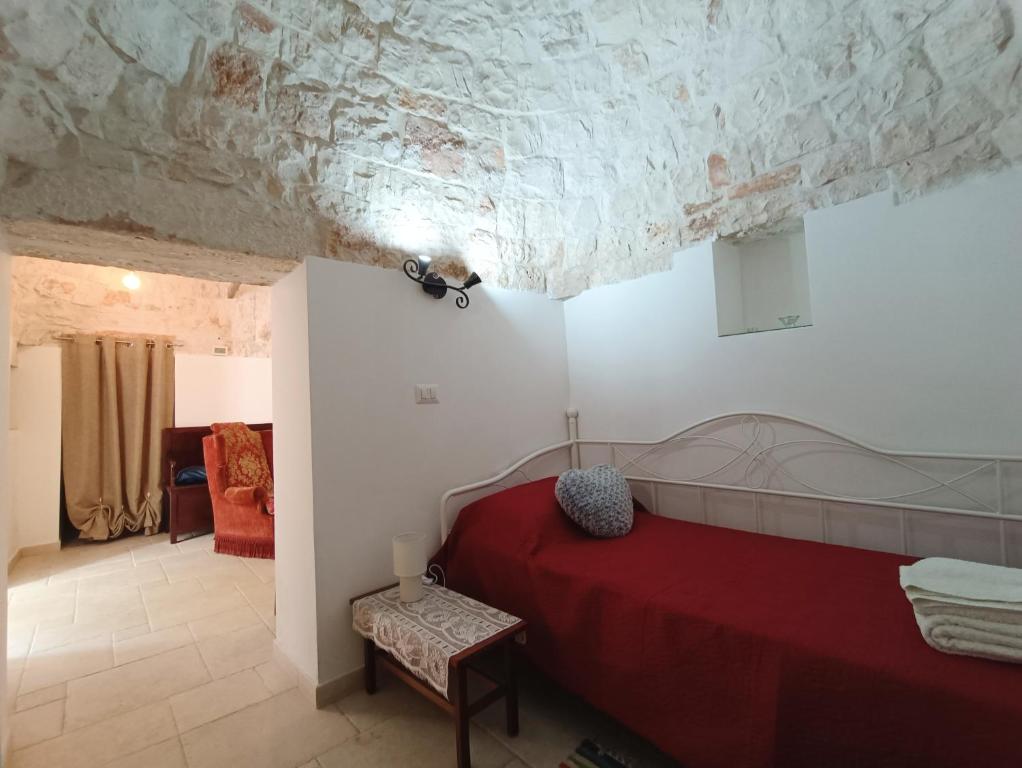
[555,464,634,538]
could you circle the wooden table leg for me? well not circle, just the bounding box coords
[455,664,471,768]
[504,639,519,737]
[364,638,377,695]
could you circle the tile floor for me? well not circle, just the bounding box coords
[6,533,675,768]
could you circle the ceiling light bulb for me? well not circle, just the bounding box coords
[122,271,141,290]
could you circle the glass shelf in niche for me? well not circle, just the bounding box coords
[712,224,813,338]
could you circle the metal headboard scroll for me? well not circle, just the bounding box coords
[578,412,1022,565]
[440,440,575,541]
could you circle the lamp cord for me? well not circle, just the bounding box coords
[425,563,446,587]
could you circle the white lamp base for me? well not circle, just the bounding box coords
[399,575,425,603]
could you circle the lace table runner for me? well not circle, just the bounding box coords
[353,584,523,698]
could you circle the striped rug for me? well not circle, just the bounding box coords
[560,739,632,768]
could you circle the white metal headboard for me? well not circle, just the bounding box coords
[441,411,1022,565]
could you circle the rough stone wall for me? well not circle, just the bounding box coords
[10,256,271,357]
[0,0,1019,298]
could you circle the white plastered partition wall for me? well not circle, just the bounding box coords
[8,346,61,559]
[288,256,570,697]
[270,262,321,689]
[564,168,1022,563]
[174,354,273,427]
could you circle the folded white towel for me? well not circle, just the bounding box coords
[912,599,1022,625]
[914,612,1022,663]
[900,557,1022,664]
[900,557,1022,604]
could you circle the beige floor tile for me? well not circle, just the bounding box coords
[238,579,276,630]
[477,674,678,768]
[196,561,265,592]
[255,658,299,695]
[130,537,181,564]
[105,737,188,768]
[8,556,57,587]
[336,682,438,733]
[238,579,275,605]
[47,553,134,584]
[316,701,512,768]
[8,578,78,606]
[77,561,167,595]
[32,605,148,653]
[8,571,53,591]
[10,701,177,768]
[474,690,583,768]
[112,623,153,643]
[15,681,66,712]
[188,604,263,642]
[262,612,277,634]
[7,593,77,629]
[197,623,275,679]
[145,585,248,630]
[241,556,275,584]
[9,699,65,751]
[159,551,218,582]
[75,585,146,625]
[19,632,114,694]
[169,668,272,732]
[175,534,214,554]
[7,623,35,661]
[250,594,276,629]
[68,535,139,557]
[7,657,25,714]
[64,645,210,731]
[141,577,205,604]
[186,559,256,588]
[113,624,194,666]
[181,689,356,768]
[296,762,321,768]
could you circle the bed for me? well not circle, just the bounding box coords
[434,413,1022,768]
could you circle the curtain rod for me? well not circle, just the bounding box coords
[53,335,183,348]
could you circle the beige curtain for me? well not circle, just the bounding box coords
[61,334,175,540]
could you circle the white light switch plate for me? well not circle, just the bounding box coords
[415,384,439,404]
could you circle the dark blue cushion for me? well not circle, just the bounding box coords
[174,466,208,486]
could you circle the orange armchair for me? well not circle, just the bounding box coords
[202,429,274,559]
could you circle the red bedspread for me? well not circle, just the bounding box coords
[434,477,1022,768]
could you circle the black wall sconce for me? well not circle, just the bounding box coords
[403,256,482,309]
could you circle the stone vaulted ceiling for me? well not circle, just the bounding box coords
[1,0,1019,297]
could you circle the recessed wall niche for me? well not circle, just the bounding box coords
[712,225,813,337]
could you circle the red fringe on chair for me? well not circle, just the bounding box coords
[214,533,274,559]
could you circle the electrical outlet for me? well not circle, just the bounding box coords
[415,384,439,404]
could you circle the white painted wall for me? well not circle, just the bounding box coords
[303,256,570,684]
[270,263,320,685]
[8,346,61,555]
[1,249,12,761]
[174,354,273,427]
[566,169,1022,455]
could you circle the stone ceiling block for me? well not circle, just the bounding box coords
[0,0,1019,298]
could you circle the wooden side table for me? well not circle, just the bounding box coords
[351,584,526,768]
